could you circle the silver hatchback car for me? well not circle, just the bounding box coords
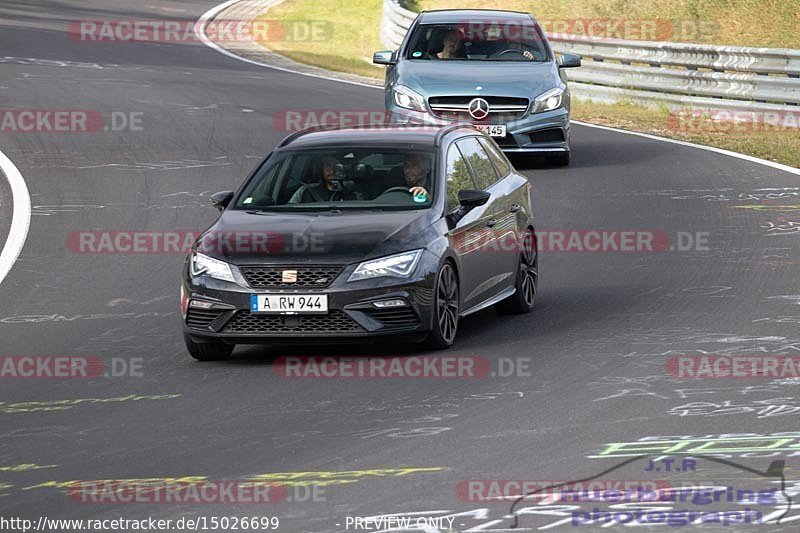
[374,9,581,165]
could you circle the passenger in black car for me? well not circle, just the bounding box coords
[289,155,358,203]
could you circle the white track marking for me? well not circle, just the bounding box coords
[572,120,800,175]
[0,148,31,286]
[197,0,800,175]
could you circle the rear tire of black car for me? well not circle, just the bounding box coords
[548,151,570,166]
[495,230,538,315]
[427,262,459,350]
[184,333,234,361]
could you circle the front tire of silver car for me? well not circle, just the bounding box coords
[427,262,459,350]
[184,333,234,361]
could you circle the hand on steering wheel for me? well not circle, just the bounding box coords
[495,49,533,60]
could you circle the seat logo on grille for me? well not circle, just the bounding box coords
[468,97,490,120]
[281,270,298,283]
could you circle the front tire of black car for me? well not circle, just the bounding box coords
[495,229,538,315]
[184,333,234,361]
[427,262,459,350]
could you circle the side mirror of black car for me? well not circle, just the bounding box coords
[210,191,234,211]
[458,189,491,208]
[559,53,582,68]
[447,189,491,229]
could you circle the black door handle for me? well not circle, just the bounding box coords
[509,204,521,213]
[486,218,497,228]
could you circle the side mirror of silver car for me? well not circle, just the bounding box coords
[559,53,582,68]
[373,50,396,65]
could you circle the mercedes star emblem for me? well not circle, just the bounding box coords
[468,97,490,120]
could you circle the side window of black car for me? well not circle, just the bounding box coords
[478,137,511,177]
[445,143,477,211]
[456,137,499,190]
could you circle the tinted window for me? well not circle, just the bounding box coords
[456,137,498,190]
[478,137,511,177]
[445,144,476,210]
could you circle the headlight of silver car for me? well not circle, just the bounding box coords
[530,87,564,113]
[348,250,423,282]
[190,252,236,283]
[393,85,427,112]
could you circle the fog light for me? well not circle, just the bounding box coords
[189,299,215,309]
[373,299,407,308]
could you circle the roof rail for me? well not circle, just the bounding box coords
[276,122,479,148]
[276,124,342,148]
[433,123,479,146]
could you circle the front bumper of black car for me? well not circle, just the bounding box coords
[181,257,439,344]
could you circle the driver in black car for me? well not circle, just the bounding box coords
[403,153,431,199]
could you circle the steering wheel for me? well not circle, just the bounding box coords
[381,186,412,195]
[374,186,415,204]
[494,48,529,60]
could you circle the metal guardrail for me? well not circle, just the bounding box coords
[379,0,800,116]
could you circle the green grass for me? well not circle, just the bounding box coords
[255,0,800,167]
[570,100,800,167]
[417,0,800,48]
[259,0,385,78]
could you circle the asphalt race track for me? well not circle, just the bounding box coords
[1,1,800,531]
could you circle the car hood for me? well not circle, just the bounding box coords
[397,60,559,99]
[197,209,436,265]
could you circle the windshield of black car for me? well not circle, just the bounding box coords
[406,21,549,61]
[232,148,437,211]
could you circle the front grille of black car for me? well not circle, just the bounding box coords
[186,308,224,329]
[240,265,343,289]
[223,310,363,334]
[428,96,529,120]
[362,308,420,330]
